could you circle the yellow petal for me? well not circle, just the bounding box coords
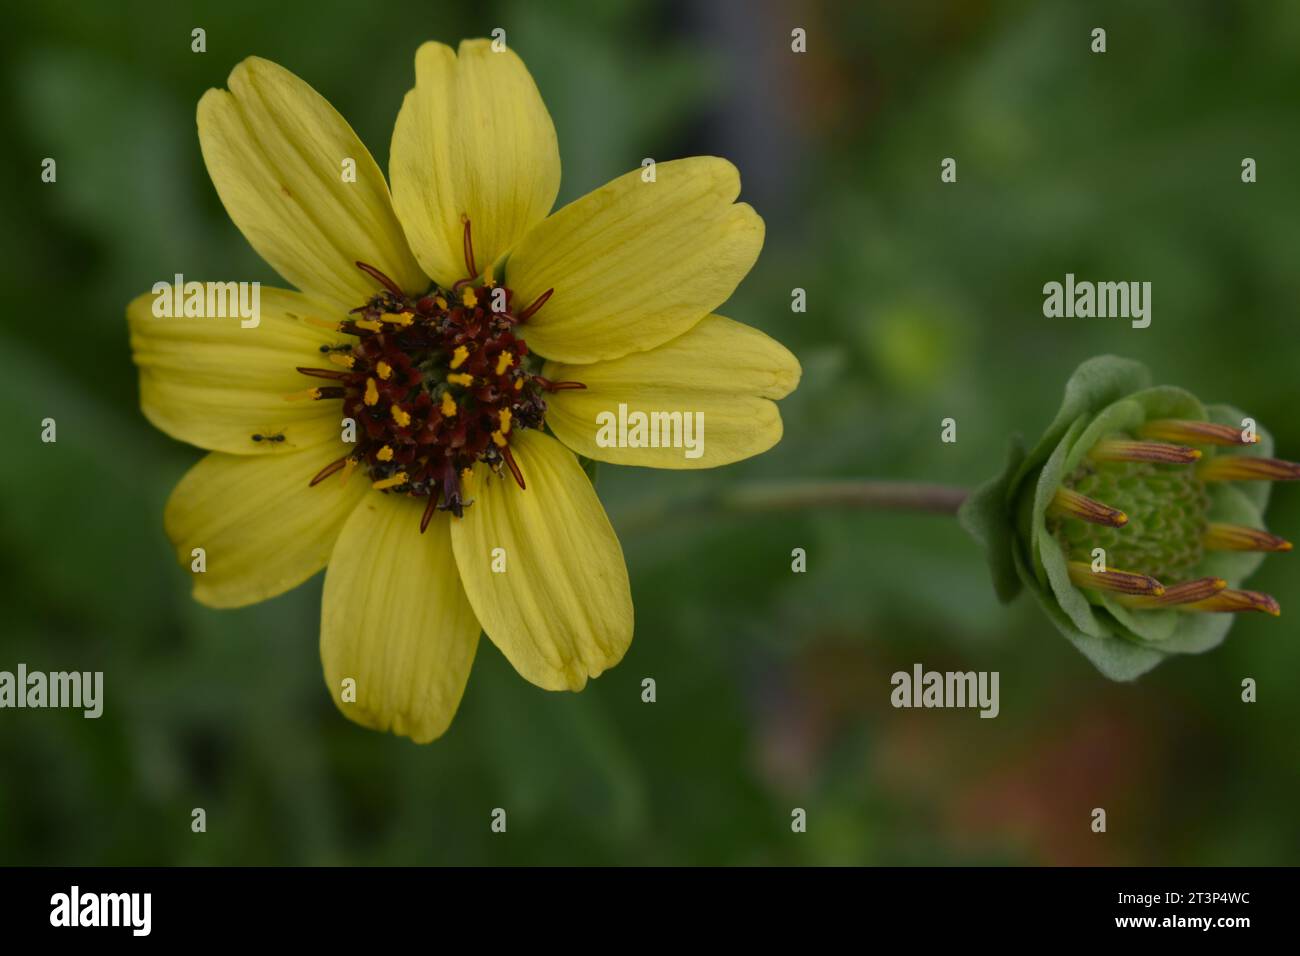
[127,285,345,454]
[390,40,560,287]
[197,56,426,310]
[505,157,764,363]
[321,495,481,743]
[543,315,800,469]
[450,430,632,691]
[164,440,368,608]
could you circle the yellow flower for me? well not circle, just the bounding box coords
[125,40,800,743]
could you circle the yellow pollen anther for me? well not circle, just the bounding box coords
[447,372,473,387]
[381,311,414,326]
[354,318,383,332]
[492,430,508,447]
[441,392,458,417]
[514,379,523,391]
[376,445,394,462]
[283,387,321,402]
[449,345,469,370]
[339,457,358,485]
[499,409,512,434]
[372,472,408,491]
[375,360,392,380]
[434,296,448,310]
[364,378,379,406]
[462,288,478,308]
[496,351,514,375]
[390,404,411,427]
[327,352,355,369]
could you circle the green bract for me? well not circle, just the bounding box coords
[959,355,1278,680]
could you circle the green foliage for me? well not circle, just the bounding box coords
[1,0,1298,866]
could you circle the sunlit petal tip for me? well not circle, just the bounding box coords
[1203,523,1293,553]
[1050,488,1128,527]
[1178,589,1281,616]
[1138,419,1259,446]
[1197,455,1300,482]
[1116,576,1227,609]
[1067,561,1164,596]
[1089,439,1200,464]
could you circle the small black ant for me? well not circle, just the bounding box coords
[251,432,286,443]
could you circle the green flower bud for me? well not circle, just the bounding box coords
[960,356,1296,680]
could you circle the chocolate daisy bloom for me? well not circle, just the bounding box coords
[125,41,800,742]
[960,355,1295,680]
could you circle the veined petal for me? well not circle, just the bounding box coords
[1177,589,1281,616]
[127,285,344,454]
[197,56,426,310]
[164,440,369,608]
[1115,577,1227,609]
[1138,419,1258,446]
[506,157,764,363]
[1048,487,1128,527]
[1203,522,1293,553]
[390,40,560,288]
[543,314,800,469]
[1198,454,1300,482]
[321,495,480,743]
[1087,439,1200,464]
[449,430,632,691]
[1067,561,1164,596]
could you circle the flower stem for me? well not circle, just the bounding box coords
[617,480,970,534]
[717,480,970,515]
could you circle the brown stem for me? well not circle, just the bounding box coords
[615,480,970,535]
[718,480,969,515]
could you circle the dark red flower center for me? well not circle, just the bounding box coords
[291,220,582,530]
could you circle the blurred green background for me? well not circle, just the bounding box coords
[2,0,1298,865]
